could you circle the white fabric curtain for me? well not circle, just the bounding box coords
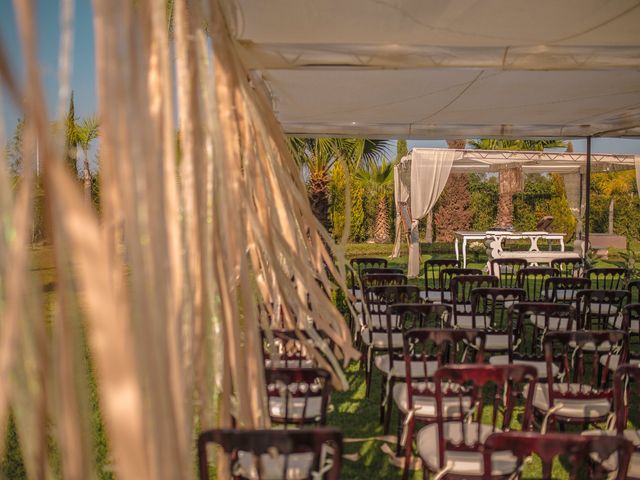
[391,160,411,258]
[406,150,458,277]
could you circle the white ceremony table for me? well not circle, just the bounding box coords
[454,231,566,267]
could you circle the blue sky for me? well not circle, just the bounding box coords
[1,0,639,156]
[1,0,96,136]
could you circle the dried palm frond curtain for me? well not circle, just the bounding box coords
[0,0,356,478]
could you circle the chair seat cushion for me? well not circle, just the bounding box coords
[268,396,323,421]
[235,451,314,479]
[393,382,471,417]
[358,313,399,330]
[489,356,559,379]
[599,354,640,371]
[530,314,573,331]
[416,422,518,476]
[454,314,490,329]
[421,290,450,302]
[568,340,616,352]
[582,429,640,479]
[527,383,612,419]
[361,328,403,348]
[374,355,437,378]
[265,359,315,369]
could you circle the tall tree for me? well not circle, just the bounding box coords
[468,139,566,228]
[287,138,391,232]
[64,92,79,176]
[76,116,99,202]
[5,118,24,174]
[395,139,408,163]
[355,159,394,243]
[593,170,635,235]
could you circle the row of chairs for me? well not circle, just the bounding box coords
[196,360,640,479]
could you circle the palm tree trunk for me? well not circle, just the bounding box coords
[608,197,615,234]
[308,171,332,233]
[496,166,522,228]
[373,195,390,243]
[83,148,92,202]
[425,210,433,243]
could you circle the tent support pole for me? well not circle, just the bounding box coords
[584,136,592,260]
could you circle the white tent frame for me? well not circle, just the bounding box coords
[393,147,639,274]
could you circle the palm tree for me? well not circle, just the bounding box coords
[287,138,391,232]
[355,159,394,243]
[593,171,635,234]
[76,116,99,202]
[468,139,566,228]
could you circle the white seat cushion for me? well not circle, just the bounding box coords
[268,396,323,421]
[265,359,315,369]
[530,314,572,331]
[235,451,314,479]
[489,356,559,379]
[528,383,612,419]
[455,314,490,329]
[361,328,403,348]
[582,429,640,479]
[374,355,437,378]
[599,354,640,371]
[568,340,616,352]
[588,302,619,317]
[482,334,509,351]
[421,290,450,302]
[416,422,518,476]
[358,313,398,330]
[393,382,471,417]
[555,288,577,301]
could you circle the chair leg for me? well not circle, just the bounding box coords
[379,373,386,423]
[383,378,394,434]
[365,350,373,398]
[396,412,404,456]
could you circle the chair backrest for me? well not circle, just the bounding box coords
[424,259,460,293]
[507,302,577,363]
[359,266,404,279]
[543,276,591,304]
[543,331,628,422]
[349,257,387,295]
[483,431,632,480]
[628,279,640,303]
[470,287,526,331]
[621,303,640,351]
[362,285,422,319]
[614,364,640,459]
[264,367,332,427]
[262,329,320,369]
[198,428,343,480]
[439,267,482,303]
[575,289,629,330]
[516,266,560,301]
[385,304,453,376]
[550,257,585,278]
[586,267,628,290]
[489,258,528,288]
[433,364,537,470]
[401,329,486,427]
[450,275,498,319]
[360,273,407,290]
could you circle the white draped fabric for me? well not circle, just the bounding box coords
[392,150,459,277]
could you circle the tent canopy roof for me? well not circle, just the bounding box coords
[226,0,640,139]
[403,148,638,173]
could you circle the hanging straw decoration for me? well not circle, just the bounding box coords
[0,0,357,478]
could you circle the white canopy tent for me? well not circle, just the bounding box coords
[392,148,639,276]
[223,0,640,139]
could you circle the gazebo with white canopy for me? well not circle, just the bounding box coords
[392,148,640,277]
